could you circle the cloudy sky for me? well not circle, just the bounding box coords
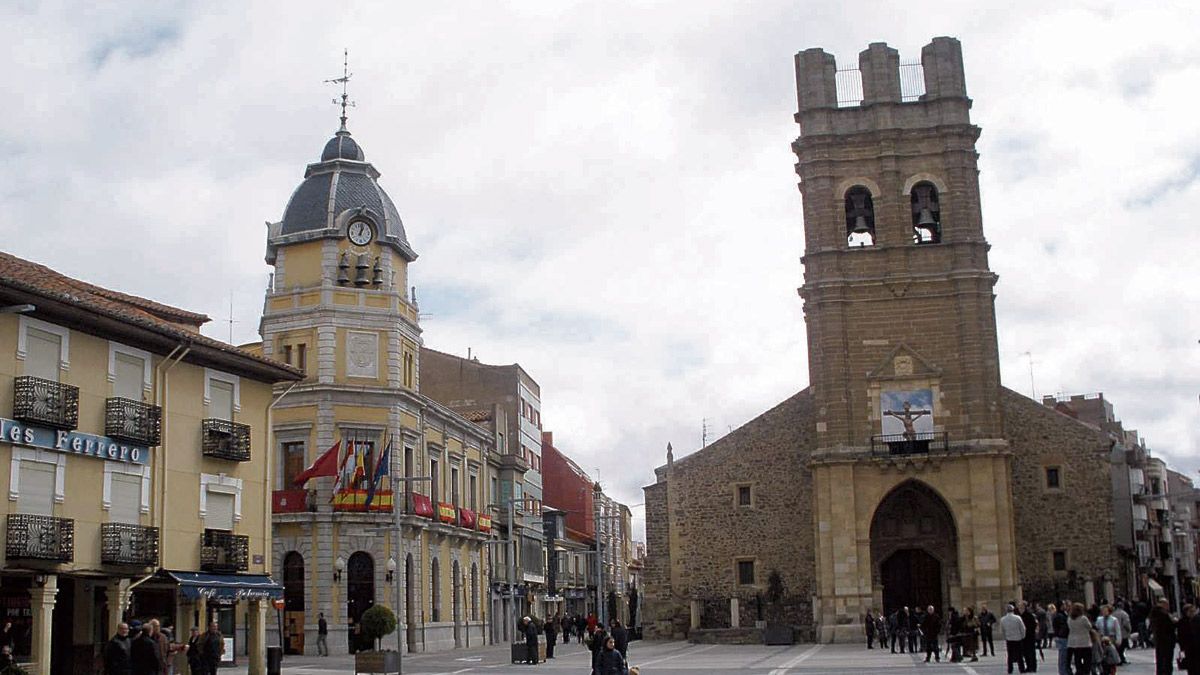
[3,1,1199,537]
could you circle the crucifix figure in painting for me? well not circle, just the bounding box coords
[884,401,932,441]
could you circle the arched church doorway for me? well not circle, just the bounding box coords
[282,551,305,655]
[870,480,958,615]
[347,552,375,653]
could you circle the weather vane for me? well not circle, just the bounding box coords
[325,48,355,131]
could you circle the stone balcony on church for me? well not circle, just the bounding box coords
[870,431,949,456]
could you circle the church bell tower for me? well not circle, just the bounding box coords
[795,38,1020,641]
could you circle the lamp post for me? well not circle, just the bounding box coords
[487,497,533,649]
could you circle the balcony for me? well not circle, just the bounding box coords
[13,376,79,430]
[871,431,950,456]
[105,398,162,445]
[201,419,251,462]
[200,529,249,572]
[101,523,160,566]
[6,514,74,562]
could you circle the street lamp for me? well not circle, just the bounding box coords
[487,497,535,650]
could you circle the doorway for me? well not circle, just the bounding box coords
[282,552,305,655]
[346,552,374,653]
[881,548,943,615]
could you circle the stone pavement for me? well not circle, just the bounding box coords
[217,640,1165,673]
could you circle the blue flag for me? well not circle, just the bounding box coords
[364,436,391,507]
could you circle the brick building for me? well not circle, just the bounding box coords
[643,37,1121,643]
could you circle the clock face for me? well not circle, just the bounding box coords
[348,221,373,245]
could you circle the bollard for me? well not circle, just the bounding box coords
[266,645,283,675]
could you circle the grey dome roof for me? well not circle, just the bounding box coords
[269,129,417,263]
[321,131,364,161]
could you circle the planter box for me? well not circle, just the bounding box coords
[510,638,545,664]
[762,624,795,646]
[355,650,401,674]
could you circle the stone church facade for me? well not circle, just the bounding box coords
[643,37,1121,643]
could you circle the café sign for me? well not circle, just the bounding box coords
[0,416,149,465]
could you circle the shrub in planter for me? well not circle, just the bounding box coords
[360,605,398,651]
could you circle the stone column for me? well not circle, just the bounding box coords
[1102,579,1115,605]
[247,599,267,675]
[689,599,701,631]
[1084,580,1096,608]
[729,598,740,629]
[29,576,58,675]
[107,578,131,636]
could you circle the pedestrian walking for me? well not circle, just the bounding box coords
[865,608,877,649]
[1020,601,1040,673]
[317,612,329,656]
[595,636,627,675]
[1066,603,1094,675]
[202,621,224,675]
[612,619,630,660]
[1097,605,1123,655]
[185,627,204,675]
[963,606,980,662]
[103,622,133,675]
[1113,602,1132,664]
[544,614,558,659]
[131,624,159,675]
[520,616,539,665]
[1099,636,1121,675]
[590,623,609,673]
[1150,598,1177,675]
[1002,604,1028,674]
[1049,603,1070,675]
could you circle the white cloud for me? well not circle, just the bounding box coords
[2,1,1198,542]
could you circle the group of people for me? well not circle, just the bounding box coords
[865,596,1200,675]
[102,619,225,675]
[517,613,636,674]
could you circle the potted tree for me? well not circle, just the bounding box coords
[354,605,400,673]
[762,570,794,645]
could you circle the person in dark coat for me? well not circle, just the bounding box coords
[595,636,627,675]
[1019,601,1039,673]
[544,614,558,659]
[948,607,962,662]
[576,615,587,644]
[611,619,629,660]
[590,624,609,673]
[130,624,159,675]
[1150,598,1177,675]
[922,605,942,663]
[521,616,539,665]
[103,622,133,675]
[1179,605,1200,675]
[185,627,205,675]
[202,621,224,675]
[979,604,997,657]
[865,608,877,649]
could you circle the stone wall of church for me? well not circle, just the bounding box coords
[1002,387,1122,601]
[642,389,818,641]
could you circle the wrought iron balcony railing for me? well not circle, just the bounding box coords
[201,418,252,462]
[13,376,79,430]
[870,431,950,456]
[200,529,250,572]
[6,514,74,562]
[105,397,162,446]
[101,522,160,566]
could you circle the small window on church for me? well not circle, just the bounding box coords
[1045,466,1061,490]
[736,560,755,585]
[1052,550,1067,572]
[737,485,752,507]
[911,181,942,244]
[845,186,876,247]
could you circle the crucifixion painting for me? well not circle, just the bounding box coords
[881,389,934,439]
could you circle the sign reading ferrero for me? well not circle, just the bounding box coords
[0,416,149,465]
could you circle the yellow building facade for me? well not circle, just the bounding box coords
[0,251,301,674]
[253,124,497,655]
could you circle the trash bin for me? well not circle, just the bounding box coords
[266,645,283,675]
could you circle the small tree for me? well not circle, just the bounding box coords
[360,605,398,651]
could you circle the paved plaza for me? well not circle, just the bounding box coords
[229,640,1166,674]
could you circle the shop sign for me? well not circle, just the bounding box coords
[0,416,148,465]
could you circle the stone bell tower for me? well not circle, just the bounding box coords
[795,37,1020,641]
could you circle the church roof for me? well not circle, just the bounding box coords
[267,128,417,264]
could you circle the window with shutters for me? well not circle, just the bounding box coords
[469,473,478,511]
[113,352,147,400]
[451,466,460,506]
[18,461,56,516]
[281,441,307,488]
[109,472,142,524]
[209,380,234,421]
[25,328,62,382]
[206,491,236,531]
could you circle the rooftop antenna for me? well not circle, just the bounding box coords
[225,291,237,344]
[324,48,355,131]
[1022,351,1037,399]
